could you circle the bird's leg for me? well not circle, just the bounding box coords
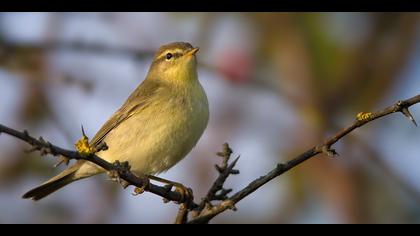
[147,175,193,203]
[106,160,151,195]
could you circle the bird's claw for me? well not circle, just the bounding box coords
[132,186,145,196]
[107,170,130,188]
[174,184,193,204]
[132,176,150,196]
[107,169,122,183]
[147,175,193,203]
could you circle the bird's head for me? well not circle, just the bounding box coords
[148,42,200,83]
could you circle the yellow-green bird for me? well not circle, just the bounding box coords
[23,42,209,200]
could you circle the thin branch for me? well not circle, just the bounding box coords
[174,203,189,224]
[188,143,240,223]
[199,143,239,208]
[188,94,420,224]
[0,123,198,209]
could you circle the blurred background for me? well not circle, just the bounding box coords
[0,12,419,224]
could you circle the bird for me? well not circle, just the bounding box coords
[23,42,209,201]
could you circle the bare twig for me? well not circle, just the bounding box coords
[175,203,189,224]
[198,143,239,210]
[188,94,420,224]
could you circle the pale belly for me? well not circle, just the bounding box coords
[77,92,209,177]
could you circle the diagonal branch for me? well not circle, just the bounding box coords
[188,94,420,224]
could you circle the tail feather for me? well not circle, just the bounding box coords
[23,161,83,201]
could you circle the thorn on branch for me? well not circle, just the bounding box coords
[23,130,29,138]
[38,136,46,144]
[214,164,224,173]
[54,155,70,168]
[276,163,286,171]
[46,141,57,155]
[230,169,240,175]
[229,156,241,175]
[215,150,240,175]
[81,124,86,137]
[396,100,417,127]
[36,136,53,156]
[401,107,417,127]
[214,188,232,200]
[321,145,339,157]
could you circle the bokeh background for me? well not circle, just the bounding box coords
[0,12,419,224]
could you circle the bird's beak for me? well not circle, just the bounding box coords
[188,47,199,56]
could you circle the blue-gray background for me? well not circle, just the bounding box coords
[0,12,419,223]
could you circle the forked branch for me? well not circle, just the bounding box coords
[0,94,419,224]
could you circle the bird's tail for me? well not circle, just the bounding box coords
[22,161,83,201]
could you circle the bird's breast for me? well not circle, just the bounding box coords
[99,81,209,176]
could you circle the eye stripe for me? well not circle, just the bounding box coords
[157,52,183,62]
[172,52,182,58]
[157,49,184,60]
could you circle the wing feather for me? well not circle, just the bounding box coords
[89,79,163,148]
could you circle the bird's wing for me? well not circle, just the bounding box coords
[89,79,164,148]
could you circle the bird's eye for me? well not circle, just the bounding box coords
[166,53,173,60]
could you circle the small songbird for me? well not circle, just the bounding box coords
[23,42,209,200]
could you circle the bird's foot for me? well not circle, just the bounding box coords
[148,175,193,203]
[132,176,150,196]
[173,183,193,204]
[107,160,131,188]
